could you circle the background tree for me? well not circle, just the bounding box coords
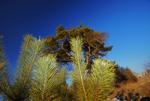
[115,66,137,84]
[44,26,112,71]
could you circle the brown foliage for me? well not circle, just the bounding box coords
[44,26,112,70]
[115,67,137,83]
[110,71,150,100]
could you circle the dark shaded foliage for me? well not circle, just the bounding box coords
[115,66,137,83]
[44,25,112,71]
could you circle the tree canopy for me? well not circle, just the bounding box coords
[44,26,112,70]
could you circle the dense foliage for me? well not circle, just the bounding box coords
[0,35,116,101]
[44,26,112,70]
[70,37,116,101]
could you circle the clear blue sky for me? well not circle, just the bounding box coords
[0,0,150,74]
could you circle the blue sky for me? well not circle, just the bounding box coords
[0,0,150,74]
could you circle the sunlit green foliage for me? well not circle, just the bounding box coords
[0,36,13,100]
[89,59,116,100]
[70,37,87,101]
[30,54,66,101]
[0,35,44,101]
[70,37,116,101]
[0,35,116,101]
[0,36,6,71]
[12,35,44,100]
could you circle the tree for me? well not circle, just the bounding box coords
[44,26,112,71]
[0,35,68,101]
[0,36,6,71]
[30,54,66,101]
[0,35,44,101]
[0,35,12,99]
[115,66,137,84]
[70,37,116,101]
[0,35,116,101]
